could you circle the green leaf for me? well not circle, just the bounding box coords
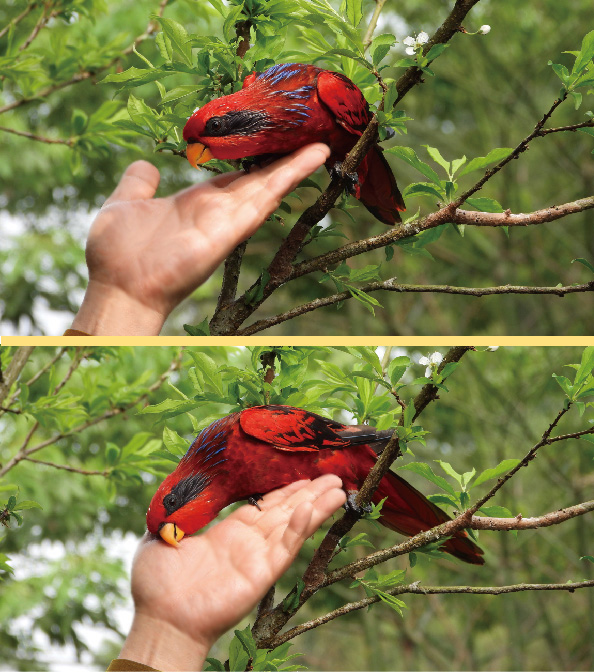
[370,33,396,67]
[137,398,201,419]
[386,146,442,185]
[581,555,594,563]
[458,147,514,177]
[424,43,449,62]
[234,625,258,660]
[434,460,463,487]
[479,505,514,517]
[13,500,43,511]
[472,459,521,489]
[163,427,189,456]
[343,0,363,27]
[465,197,504,212]
[183,318,210,336]
[571,257,594,274]
[424,146,450,174]
[574,346,594,386]
[572,30,594,75]
[397,462,456,496]
[205,657,226,671]
[388,356,409,386]
[403,182,445,201]
[152,16,193,66]
[229,634,251,672]
[159,85,201,105]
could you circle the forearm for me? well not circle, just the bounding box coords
[71,280,166,336]
[117,612,212,672]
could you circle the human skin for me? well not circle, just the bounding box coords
[71,143,331,335]
[117,474,346,671]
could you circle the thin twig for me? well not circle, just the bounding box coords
[237,281,594,335]
[453,95,567,207]
[18,7,59,52]
[0,124,72,145]
[22,457,108,476]
[0,0,170,117]
[269,579,594,648]
[0,348,183,479]
[471,499,594,531]
[0,2,38,40]
[363,0,388,48]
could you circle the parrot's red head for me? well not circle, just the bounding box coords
[182,63,325,168]
[146,465,219,546]
[182,93,273,166]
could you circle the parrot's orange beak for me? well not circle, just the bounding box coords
[159,522,185,546]
[186,142,214,169]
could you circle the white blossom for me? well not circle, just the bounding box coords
[419,352,443,377]
[479,24,491,34]
[403,32,430,56]
[487,346,499,352]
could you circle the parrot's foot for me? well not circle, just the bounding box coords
[248,494,264,511]
[344,491,373,517]
[330,162,359,196]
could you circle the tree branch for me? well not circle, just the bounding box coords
[470,499,594,531]
[0,2,38,40]
[0,346,35,409]
[22,457,108,476]
[453,94,567,207]
[0,0,170,117]
[269,579,594,648]
[288,194,594,284]
[363,0,388,48]
[320,403,575,588]
[237,280,594,335]
[18,6,59,53]
[0,124,72,145]
[0,348,183,479]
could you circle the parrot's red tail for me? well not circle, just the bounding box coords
[358,146,406,226]
[374,470,485,565]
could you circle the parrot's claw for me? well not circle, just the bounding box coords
[329,162,359,196]
[248,494,264,511]
[344,491,372,517]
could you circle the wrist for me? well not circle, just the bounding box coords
[71,280,166,336]
[119,611,213,672]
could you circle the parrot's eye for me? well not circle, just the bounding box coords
[163,493,178,510]
[204,117,226,136]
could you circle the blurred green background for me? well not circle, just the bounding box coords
[1,345,592,669]
[1,0,593,335]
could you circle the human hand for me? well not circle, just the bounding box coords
[71,143,330,335]
[117,474,346,671]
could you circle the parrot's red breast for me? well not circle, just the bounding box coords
[182,63,406,225]
[147,405,484,565]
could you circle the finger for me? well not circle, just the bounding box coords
[181,169,245,196]
[279,486,346,558]
[256,474,343,537]
[228,143,330,224]
[103,160,161,206]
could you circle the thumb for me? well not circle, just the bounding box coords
[103,160,161,205]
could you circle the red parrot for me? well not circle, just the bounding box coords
[147,405,484,565]
[182,63,406,225]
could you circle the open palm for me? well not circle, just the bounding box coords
[118,475,345,671]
